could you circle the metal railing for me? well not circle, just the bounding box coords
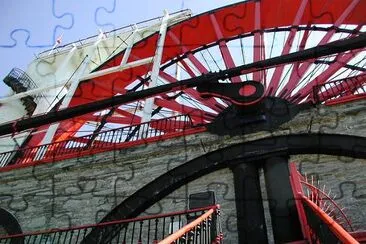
[0,114,193,168]
[289,164,358,244]
[300,180,353,232]
[37,9,192,58]
[312,74,366,105]
[160,205,223,244]
[3,68,45,105]
[301,196,358,244]
[0,205,222,244]
[3,68,38,91]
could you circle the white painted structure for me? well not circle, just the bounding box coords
[0,10,192,153]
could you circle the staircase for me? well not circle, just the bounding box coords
[3,68,39,116]
[1,173,365,243]
[289,163,365,244]
[0,205,223,244]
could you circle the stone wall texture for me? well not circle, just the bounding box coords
[0,100,365,242]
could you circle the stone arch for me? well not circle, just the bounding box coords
[0,208,22,242]
[84,133,366,241]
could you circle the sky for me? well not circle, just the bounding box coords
[0,0,243,96]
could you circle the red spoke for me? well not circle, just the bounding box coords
[291,24,363,101]
[279,26,310,97]
[154,98,213,124]
[114,108,140,118]
[209,14,241,83]
[187,53,209,74]
[268,0,308,93]
[286,0,361,92]
[159,70,224,112]
[179,59,197,78]
[293,49,364,102]
[168,31,210,75]
[253,1,265,83]
[313,73,366,103]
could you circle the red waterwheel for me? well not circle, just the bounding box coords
[7,0,366,163]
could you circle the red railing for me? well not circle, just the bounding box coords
[37,9,191,58]
[301,196,359,244]
[0,205,222,244]
[300,180,353,231]
[0,114,201,170]
[312,73,366,105]
[289,163,359,244]
[160,205,223,244]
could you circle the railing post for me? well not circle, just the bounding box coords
[0,114,194,168]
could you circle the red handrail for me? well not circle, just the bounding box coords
[0,114,200,171]
[0,205,216,240]
[300,180,353,231]
[301,196,359,244]
[159,205,221,244]
[289,163,310,240]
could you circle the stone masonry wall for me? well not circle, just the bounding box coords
[0,100,365,242]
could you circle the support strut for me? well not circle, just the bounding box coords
[263,156,303,242]
[232,163,268,243]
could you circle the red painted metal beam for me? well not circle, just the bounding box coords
[286,0,361,95]
[178,59,196,78]
[301,196,358,244]
[168,31,210,75]
[293,49,363,102]
[313,73,366,103]
[154,98,213,123]
[289,163,310,241]
[210,13,241,83]
[325,93,366,106]
[159,70,223,112]
[253,1,265,84]
[268,0,308,93]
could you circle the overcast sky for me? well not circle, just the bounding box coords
[0,0,242,96]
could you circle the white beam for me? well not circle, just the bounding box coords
[34,55,91,159]
[0,80,70,103]
[141,10,170,122]
[139,10,170,138]
[120,27,140,66]
[0,57,154,104]
[0,10,191,105]
[80,56,154,81]
[33,45,78,115]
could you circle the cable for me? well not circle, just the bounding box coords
[200,52,212,72]
[46,56,89,111]
[206,48,221,70]
[240,37,249,81]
